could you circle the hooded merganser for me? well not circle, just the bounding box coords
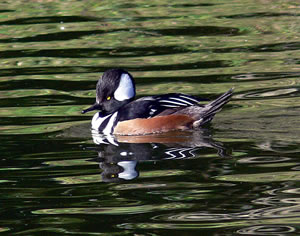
[82,68,233,135]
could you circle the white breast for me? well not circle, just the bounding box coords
[91,111,118,135]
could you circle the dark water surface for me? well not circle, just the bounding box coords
[1,0,300,235]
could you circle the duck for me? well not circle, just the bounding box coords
[82,68,233,135]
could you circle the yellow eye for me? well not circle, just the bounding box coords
[107,96,111,100]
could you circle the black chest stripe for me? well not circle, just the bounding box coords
[98,116,111,131]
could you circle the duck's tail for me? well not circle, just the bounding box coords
[192,88,234,127]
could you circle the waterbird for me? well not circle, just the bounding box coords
[82,68,233,135]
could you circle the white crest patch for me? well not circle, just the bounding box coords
[114,73,135,101]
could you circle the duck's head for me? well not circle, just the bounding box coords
[82,69,136,115]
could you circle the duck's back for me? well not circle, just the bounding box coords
[114,89,233,135]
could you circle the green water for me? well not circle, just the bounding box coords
[1,0,300,234]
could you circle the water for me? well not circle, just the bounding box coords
[1,0,300,234]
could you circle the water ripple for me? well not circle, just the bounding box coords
[0,29,107,43]
[0,16,99,25]
[216,171,300,183]
[112,182,234,191]
[0,46,189,58]
[33,203,193,215]
[235,87,300,99]
[152,204,300,222]
[213,41,300,53]
[237,225,295,235]
[238,156,291,164]
[0,60,233,77]
[220,12,300,19]
[152,26,245,36]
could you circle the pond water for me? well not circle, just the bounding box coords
[1,0,300,234]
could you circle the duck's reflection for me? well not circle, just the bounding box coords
[91,130,228,182]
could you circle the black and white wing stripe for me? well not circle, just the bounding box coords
[119,94,205,121]
[156,93,202,108]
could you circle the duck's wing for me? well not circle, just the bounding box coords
[118,93,204,121]
[155,93,205,108]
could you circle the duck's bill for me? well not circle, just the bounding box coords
[82,103,102,114]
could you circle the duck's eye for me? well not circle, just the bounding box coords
[107,96,111,101]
